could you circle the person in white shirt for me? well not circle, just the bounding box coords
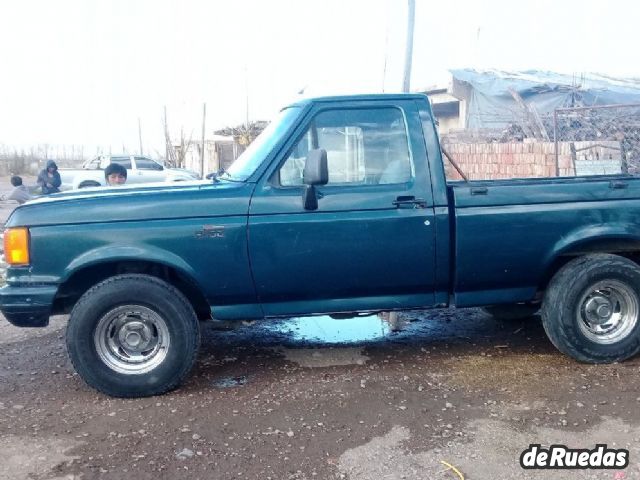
[1,176,31,204]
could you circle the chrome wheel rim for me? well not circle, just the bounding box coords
[577,280,638,345]
[94,305,170,374]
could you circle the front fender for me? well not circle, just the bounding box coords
[62,244,201,286]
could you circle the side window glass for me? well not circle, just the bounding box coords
[279,130,312,186]
[279,107,413,187]
[135,158,158,170]
[112,158,132,169]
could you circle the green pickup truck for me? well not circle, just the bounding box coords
[3,94,640,397]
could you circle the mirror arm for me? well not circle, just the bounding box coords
[303,185,318,210]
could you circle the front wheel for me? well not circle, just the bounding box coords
[66,274,200,397]
[542,254,640,364]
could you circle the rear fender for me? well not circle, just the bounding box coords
[542,224,640,284]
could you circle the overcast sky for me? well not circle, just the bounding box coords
[0,0,638,157]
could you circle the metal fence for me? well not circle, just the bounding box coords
[552,103,640,175]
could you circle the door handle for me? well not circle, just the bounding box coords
[393,196,427,209]
[609,180,628,189]
[471,187,488,195]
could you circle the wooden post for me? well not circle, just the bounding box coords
[201,103,206,178]
[554,110,559,176]
[164,106,169,163]
[138,117,143,155]
[621,140,629,175]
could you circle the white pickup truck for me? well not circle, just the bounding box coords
[60,155,200,190]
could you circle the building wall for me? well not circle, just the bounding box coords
[436,116,461,135]
[443,140,622,181]
[181,139,245,176]
[424,89,466,135]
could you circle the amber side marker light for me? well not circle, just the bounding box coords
[3,228,30,265]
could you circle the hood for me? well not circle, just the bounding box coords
[167,167,201,179]
[46,160,58,171]
[6,179,254,227]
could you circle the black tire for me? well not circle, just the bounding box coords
[542,254,640,364]
[66,274,200,397]
[482,303,540,321]
[78,181,101,189]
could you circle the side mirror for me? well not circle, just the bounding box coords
[302,149,328,211]
[303,149,328,186]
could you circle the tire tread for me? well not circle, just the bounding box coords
[66,274,200,397]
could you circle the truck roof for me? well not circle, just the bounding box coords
[286,93,429,108]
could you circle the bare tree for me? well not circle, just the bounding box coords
[173,127,194,169]
[215,121,267,146]
[163,106,179,168]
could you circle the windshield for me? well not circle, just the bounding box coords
[224,106,302,181]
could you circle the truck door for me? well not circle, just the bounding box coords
[248,100,437,316]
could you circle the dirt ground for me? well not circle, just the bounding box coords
[2,179,640,480]
[3,310,640,480]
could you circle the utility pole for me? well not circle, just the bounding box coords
[402,0,416,93]
[138,117,143,155]
[200,102,207,178]
[382,17,389,92]
[394,0,416,333]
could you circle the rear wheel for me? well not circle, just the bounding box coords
[66,274,200,397]
[542,254,640,363]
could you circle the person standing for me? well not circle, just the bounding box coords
[37,160,62,194]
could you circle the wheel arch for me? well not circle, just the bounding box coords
[54,251,210,320]
[539,228,640,293]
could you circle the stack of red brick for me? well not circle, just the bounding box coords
[443,140,620,180]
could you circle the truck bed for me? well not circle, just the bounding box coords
[449,174,640,307]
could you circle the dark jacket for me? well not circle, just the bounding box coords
[37,160,62,194]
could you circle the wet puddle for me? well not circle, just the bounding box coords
[265,314,391,344]
[212,375,249,388]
